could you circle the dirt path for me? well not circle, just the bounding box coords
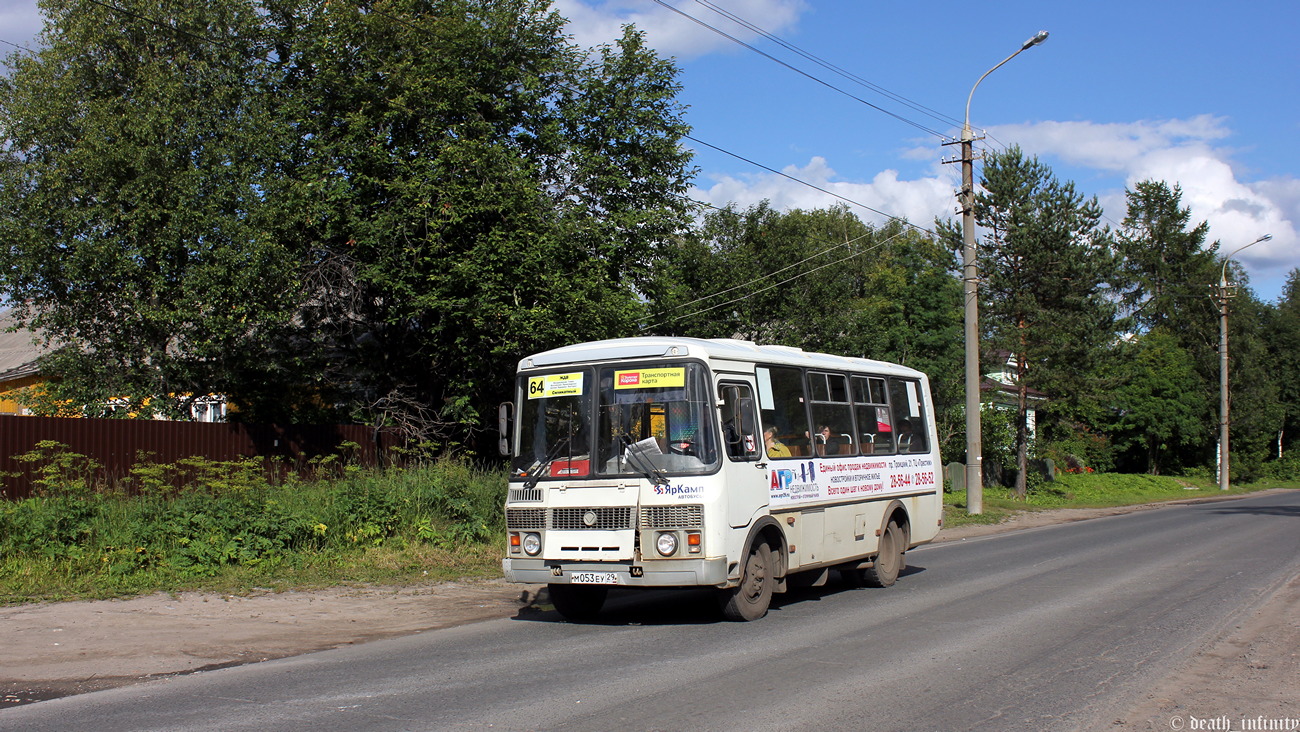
[3,492,1297,724]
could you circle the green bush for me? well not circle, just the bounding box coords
[0,495,98,558]
[328,478,402,546]
[9,440,102,497]
[159,492,321,576]
[0,443,509,602]
[1243,454,1300,482]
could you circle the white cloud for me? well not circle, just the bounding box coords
[551,0,807,59]
[991,116,1232,173]
[692,156,954,230]
[690,116,1299,297]
[990,116,1298,284]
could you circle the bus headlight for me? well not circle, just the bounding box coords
[522,533,542,556]
[655,531,679,557]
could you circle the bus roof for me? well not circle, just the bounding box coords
[519,337,927,379]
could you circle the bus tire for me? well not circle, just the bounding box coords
[720,540,774,621]
[859,520,903,588]
[548,583,608,622]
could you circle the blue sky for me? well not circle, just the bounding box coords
[4,0,1298,300]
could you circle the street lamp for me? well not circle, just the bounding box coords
[1218,233,1272,491]
[958,30,1048,514]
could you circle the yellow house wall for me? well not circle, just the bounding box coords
[0,375,44,415]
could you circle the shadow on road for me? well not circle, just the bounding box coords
[512,565,927,626]
[1206,504,1300,518]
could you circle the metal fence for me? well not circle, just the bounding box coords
[0,414,404,500]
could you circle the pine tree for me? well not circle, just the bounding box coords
[970,147,1117,497]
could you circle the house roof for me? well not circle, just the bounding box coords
[0,310,48,382]
[981,377,1048,401]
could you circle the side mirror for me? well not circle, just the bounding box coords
[737,397,756,435]
[497,402,514,456]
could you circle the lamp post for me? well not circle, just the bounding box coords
[1218,233,1272,491]
[959,30,1048,514]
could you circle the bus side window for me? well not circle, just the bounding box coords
[757,366,810,457]
[888,378,929,453]
[852,375,891,454]
[809,371,854,456]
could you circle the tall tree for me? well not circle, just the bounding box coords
[957,146,1117,497]
[1,0,696,441]
[1219,274,1284,477]
[0,0,301,418]
[1097,181,1224,473]
[1268,269,1300,458]
[1114,181,1218,339]
[270,1,694,441]
[1105,330,1206,474]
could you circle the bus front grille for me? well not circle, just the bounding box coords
[551,507,633,530]
[506,508,546,530]
[640,504,703,530]
[508,487,543,502]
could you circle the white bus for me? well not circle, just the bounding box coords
[500,337,943,621]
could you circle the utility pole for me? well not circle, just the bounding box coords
[1218,276,1233,491]
[959,123,983,514]
[942,30,1048,514]
[1218,233,1272,491]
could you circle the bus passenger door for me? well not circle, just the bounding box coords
[718,381,768,528]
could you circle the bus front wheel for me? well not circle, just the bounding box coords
[720,541,774,621]
[548,583,608,622]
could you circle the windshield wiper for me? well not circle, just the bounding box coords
[620,435,669,487]
[522,439,570,490]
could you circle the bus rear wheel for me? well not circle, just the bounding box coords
[858,520,903,588]
[720,541,773,621]
[548,583,608,622]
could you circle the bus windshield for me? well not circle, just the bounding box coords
[512,363,719,482]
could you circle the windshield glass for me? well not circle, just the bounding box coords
[511,371,593,481]
[595,363,719,477]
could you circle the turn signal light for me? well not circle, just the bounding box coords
[687,531,701,554]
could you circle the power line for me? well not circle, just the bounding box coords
[686,133,935,238]
[0,38,35,54]
[689,0,962,133]
[652,0,948,140]
[660,215,876,310]
[645,228,908,329]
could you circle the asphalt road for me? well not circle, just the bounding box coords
[4,490,1298,732]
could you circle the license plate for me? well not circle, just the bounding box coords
[570,572,619,585]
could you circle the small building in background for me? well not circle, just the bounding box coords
[0,310,228,421]
[0,311,48,416]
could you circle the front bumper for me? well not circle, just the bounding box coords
[503,556,730,587]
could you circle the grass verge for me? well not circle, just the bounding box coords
[0,448,506,605]
[942,472,1298,530]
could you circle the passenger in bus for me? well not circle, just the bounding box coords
[897,419,915,452]
[764,426,792,458]
[814,425,843,456]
